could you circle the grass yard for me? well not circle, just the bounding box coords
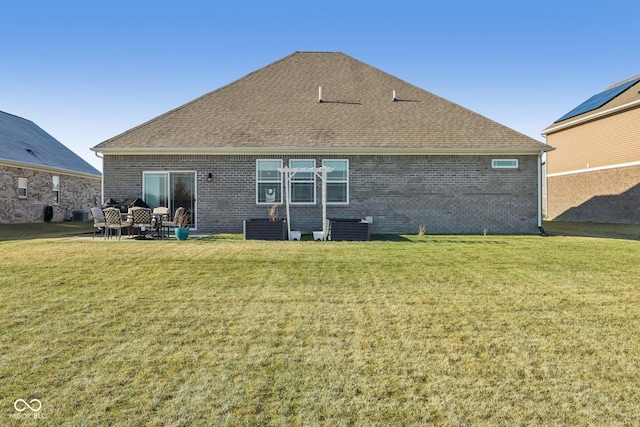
[1,231,639,425]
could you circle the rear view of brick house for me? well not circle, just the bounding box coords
[92,52,551,234]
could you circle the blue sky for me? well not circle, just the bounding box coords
[2,0,639,171]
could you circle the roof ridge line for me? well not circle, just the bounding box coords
[604,74,640,90]
[0,110,33,123]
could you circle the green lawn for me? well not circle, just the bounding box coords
[1,230,639,425]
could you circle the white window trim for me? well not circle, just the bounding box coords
[18,177,28,199]
[142,170,198,229]
[289,159,317,205]
[256,159,283,205]
[492,159,519,169]
[323,159,349,205]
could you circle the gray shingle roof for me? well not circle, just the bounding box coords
[0,111,100,176]
[94,52,549,153]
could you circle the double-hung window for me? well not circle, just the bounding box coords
[290,160,315,204]
[18,178,28,198]
[52,176,60,204]
[323,159,349,204]
[256,160,282,204]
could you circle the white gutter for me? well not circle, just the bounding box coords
[542,99,640,136]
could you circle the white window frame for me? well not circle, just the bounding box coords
[256,160,283,205]
[18,178,28,198]
[289,159,316,205]
[492,159,519,169]
[52,175,60,205]
[322,159,349,205]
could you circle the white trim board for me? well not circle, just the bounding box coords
[547,161,640,177]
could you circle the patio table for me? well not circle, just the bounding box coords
[151,213,167,239]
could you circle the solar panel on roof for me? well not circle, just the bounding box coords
[554,77,640,123]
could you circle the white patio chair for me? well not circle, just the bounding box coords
[90,207,106,239]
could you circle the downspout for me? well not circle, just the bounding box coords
[95,150,105,205]
[537,151,546,236]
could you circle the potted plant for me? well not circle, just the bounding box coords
[243,205,287,240]
[174,209,191,241]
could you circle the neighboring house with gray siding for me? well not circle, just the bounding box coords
[542,75,640,223]
[92,51,551,234]
[0,111,101,224]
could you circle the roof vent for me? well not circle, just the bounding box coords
[318,86,323,103]
[392,90,397,102]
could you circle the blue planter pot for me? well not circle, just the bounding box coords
[175,227,190,241]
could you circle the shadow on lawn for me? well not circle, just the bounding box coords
[372,234,509,244]
[0,221,95,241]
[425,239,509,244]
[543,221,640,241]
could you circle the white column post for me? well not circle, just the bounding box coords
[283,168,291,239]
[321,169,328,239]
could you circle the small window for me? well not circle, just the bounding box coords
[256,160,283,204]
[323,159,349,204]
[492,159,518,169]
[18,178,28,198]
[290,160,316,204]
[52,176,60,204]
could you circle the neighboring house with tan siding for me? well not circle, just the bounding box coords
[541,75,640,223]
[0,111,101,224]
[92,52,551,235]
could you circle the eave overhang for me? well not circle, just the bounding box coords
[0,159,102,179]
[542,99,640,137]
[92,146,553,156]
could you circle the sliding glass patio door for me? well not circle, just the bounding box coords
[143,171,196,227]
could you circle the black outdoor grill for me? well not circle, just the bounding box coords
[101,198,150,213]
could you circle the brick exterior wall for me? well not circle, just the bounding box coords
[546,165,640,223]
[0,165,101,224]
[103,154,540,234]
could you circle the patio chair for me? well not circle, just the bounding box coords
[103,207,133,240]
[90,207,106,239]
[129,207,154,239]
[163,207,186,236]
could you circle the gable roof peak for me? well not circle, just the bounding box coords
[604,74,640,91]
[94,52,548,153]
